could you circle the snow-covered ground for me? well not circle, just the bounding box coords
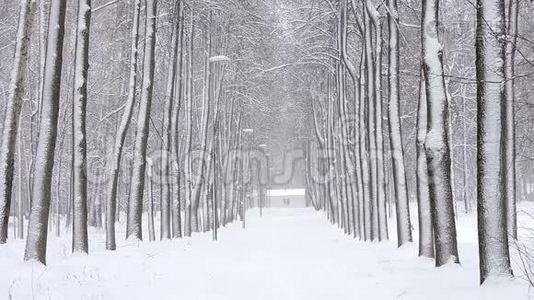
[1,205,533,299]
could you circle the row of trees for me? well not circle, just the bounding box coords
[304,0,520,284]
[307,0,405,243]
[0,0,274,264]
[0,0,532,286]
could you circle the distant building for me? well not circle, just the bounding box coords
[266,188,307,208]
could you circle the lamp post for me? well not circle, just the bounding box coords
[242,128,253,228]
[209,55,230,239]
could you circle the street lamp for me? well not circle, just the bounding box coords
[209,55,231,240]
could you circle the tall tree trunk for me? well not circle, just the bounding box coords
[422,0,459,266]
[387,0,412,246]
[221,93,236,225]
[24,0,68,264]
[184,14,194,237]
[359,49,372,240]
[462,90,471,213]
[349,0,367,241]
[72,0,91,253]
[0,0,35,244]
[28,0,47,209]
[126,0,158,241]
[416,67,434,258]
[160,1,181,241]
[374,16,388,241]
[171,2,185,239]
[105,0,142,250]
[192,13,212,232]
[476,0,513,284]
[364,0,379,240]
[327,76,339,224]
[336,5,351,234]
[504,0,518,240]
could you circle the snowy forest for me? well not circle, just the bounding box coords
[1,0,534,298]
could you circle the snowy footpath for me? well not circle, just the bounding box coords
[1,207,533,299]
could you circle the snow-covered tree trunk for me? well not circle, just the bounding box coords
[239,130,246,228]
[31,1,47,204]
[342,2,358,235]
[211,143,218,240]
[336,4,351,234]
[462,93,471,213]
[126,0,158,241]
[24,0,68,264]
[210,83,224,238]
[221,93,236,225]
[345,78,363,236]
[17,134,24,239]
[504,0,518,240]
[359,48,372,240]
[422,0,459,266]
[416,67,434,258]
[37,0,47,129]
[160,2,181,241]
[192,15,212,232]
[89,167,103,228]
[387,0,412,246]
[147,158,155,242]
[170,2,185,239]
[183,15,195,237]
[353,84,364,238]
[475,0,513,283]
[105,0,142,250]
[366,0,388,241]
[349,0,366,240]
[374,16,388,241]
[364,3,379,240]
[336,64,350,233]
[325,77,334,224]
[228,113,243,224]
[327,77,339,224]
[0,0,35,244]
[72,0,91,253]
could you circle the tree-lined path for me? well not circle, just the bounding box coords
[1,0,534,298]
[1,207,529,299]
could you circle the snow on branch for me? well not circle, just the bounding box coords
[209,55,231,63]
